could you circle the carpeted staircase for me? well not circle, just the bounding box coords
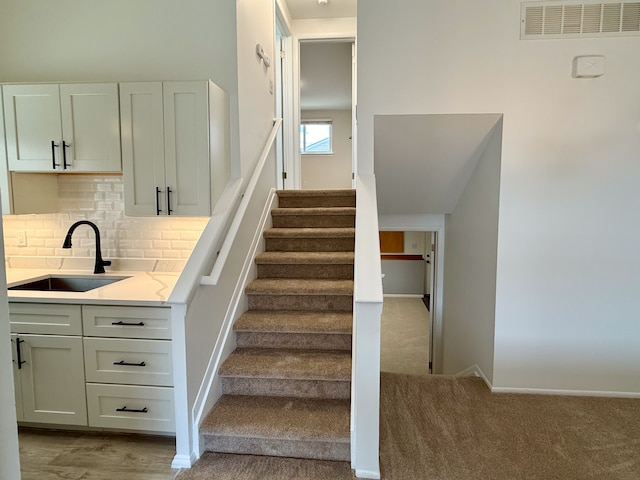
[200,189,356,462]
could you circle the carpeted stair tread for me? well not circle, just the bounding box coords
[219,348,351,381]
[246,279,353,296]
[277,189,356,209]
[264,228,355,238]
[255,252,354,265]
[271,207,356,216]
[201,395,350,443]
[234,311,352,335]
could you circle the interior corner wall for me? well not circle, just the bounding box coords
[359,0,640,394]
[0,0,241,181]
[442,121,502,380]
[301,109,352,189]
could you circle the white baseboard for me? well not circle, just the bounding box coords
[383,294,424,298]
[355,469,381,479]
[171,452,197,469]
[490,386,640,398]
[456,364,493,390]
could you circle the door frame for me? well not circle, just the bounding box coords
[275,4,294,190]
[378,214,446,374]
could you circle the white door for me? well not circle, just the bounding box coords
[163,81,210,216]
[60,83,122,172]
[15,334,87,425]
[120,82,167,216]
[2,84,62,172]
[351,41,358,187]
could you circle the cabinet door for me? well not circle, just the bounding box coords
[59,83,122,172]
[120,82,167,216]
[9,335,24,422]
[17,334,87,426]
[0,94,12,214]
[163,81,211,216]
[2,84,62,172]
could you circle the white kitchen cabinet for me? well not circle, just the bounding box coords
[9,302,88,427]
[2,83,121,173]
[0,94,13,215]
[10,334,87,426]
[120,80,229,216]
[8,302,173,433]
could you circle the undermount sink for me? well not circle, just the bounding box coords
[9,275,129,293]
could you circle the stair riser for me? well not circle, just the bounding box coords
[221,377,350,399]
[203,436,350,462]
[248,295,353,312]
[278,196,355,208]
[272,215,355,229]
[257,264,354,280]
[235,332,352,351]
[265,238,355,252]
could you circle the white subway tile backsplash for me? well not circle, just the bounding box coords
[3,174,208,268]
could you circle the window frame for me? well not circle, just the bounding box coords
[300,119,333,155]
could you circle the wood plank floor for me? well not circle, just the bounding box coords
[18,428,182,480]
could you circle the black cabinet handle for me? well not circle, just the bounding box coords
[166,186,173,215]
[113,360,146,367]
[155,187,162,215]
[51,141,60,170]
[16,337,26,370]
[116,406,148,413]
[62,141,70,169]
[111,321,145,327]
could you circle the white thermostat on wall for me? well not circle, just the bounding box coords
[572,55,606,78]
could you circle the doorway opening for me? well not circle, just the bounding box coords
[298,39,355,190]
[379,230,439,375]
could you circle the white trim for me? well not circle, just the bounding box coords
[356,469,382,479]
[171,453,197,470]
[491,386,640,399]
[383,294,423,298]
[456,364,493,390]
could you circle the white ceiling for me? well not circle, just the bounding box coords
[284,0,357,19]
[374,114,503,214]
[300,41,352,111]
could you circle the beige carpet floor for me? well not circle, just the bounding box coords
[380,296,430,375]
[180,373,640,480]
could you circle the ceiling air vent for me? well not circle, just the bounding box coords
[521,1,640,39]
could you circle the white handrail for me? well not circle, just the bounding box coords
[202,118,282,285]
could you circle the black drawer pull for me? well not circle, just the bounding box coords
[113,360,146,367]
[116,406,148,413]
[111,321,145,327]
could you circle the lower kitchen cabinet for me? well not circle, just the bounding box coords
[9,302,173,433]
[86,383,175,432]
[11,333,87,426]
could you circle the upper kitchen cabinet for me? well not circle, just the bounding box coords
[2,83,122,173]
[120,80,229,217]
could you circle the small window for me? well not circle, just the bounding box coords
[300,120,332,154]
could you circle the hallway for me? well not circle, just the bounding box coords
[380,296,430,376]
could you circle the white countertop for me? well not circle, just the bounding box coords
[6,269,180,306]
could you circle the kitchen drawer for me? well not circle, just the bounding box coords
[82,305,171,339]
[9,303,82,335]
[84,338,173,387]
[86,383,174,433]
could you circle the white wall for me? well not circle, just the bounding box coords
[359,0,640,394]
[301,109,352,189]
[442,121,502,381]
[235,0,277,179]
[0,0,240,175]
[0,200,21,479]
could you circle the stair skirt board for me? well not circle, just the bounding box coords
[191,188,280,450]
[200,189,356,464]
